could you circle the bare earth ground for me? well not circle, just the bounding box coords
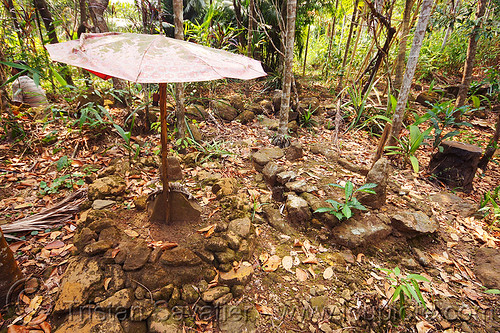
[1,78,499,332]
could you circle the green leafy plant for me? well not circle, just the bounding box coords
[56,155,72,171]
[298,106,318,128]
[72,102,112,129]
[314,182,377,220]
[113,123,140,161]
[39,174,85,195]
[479,185,500,227]
[385,125,432,173]
[378,267,429,320]
[426,101,472,151]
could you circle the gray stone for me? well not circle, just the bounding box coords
[276,170,297,185]
[258,116,279,130]
[286,141,303,161]
[286,194,312,226]
[54,311,123,333]
[212,178,238,198]
[201,286,230,302]
[130,299,155,321]
[474,247,500,288]
[205,237,228,252]
[262,205,297,235]
[197,170,223,186]
[252,147,284,171]
[148,307,181,333]
[123,243,152,271]
[358,158,389,209]
[262,162,285,186]
[436,299,459,321]
[429,192,479,217]
[88,175,126,200]
[83,240,113,256]
[98,288,134,310]
[160,247,202,267]
[54,257,104,312]
[92,199,116,210]
[235,110,255,124]
[212,100,238,121]
[331,214,392,248]
[225,232,241,250]
[309,144,338,161]
[286,179,317,193]
[228,217,251,238]
[391,211,438,236]
[181,284,199,303]
[215,248,236,264]
[219,261,254,286]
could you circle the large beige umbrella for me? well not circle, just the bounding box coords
[46,32,266,223]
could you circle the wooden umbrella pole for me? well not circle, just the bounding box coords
[159,83,170,224]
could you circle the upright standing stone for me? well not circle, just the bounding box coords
[428,141,482,192]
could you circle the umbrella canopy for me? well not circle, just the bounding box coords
[45,32,266,83]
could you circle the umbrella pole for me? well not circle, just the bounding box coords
[159,83,170,224]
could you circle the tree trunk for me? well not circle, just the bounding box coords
[272,0,297,148]
[78,0,88,37]
[478,113,500,170]
[382,0,433,150]
[441,0,460,49]
[337,0,359,91]
[247,0,255,57]
[232,0,245,47]
[173,0,186,140]
[3,0,24,49]
[454,0,487,110]
[0,229,24,307]
[302,25,310,76]
[323,0,339,77]
[393,0,415,94]
[33,0,74,85]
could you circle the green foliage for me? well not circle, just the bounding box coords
[479,185,500,227]
[385,125,432,173]
[298,106,318,128]
[39,174,85,195]
[176,138,233,163]
[314,182,377,220]
[426,101,472,150]
[378,267,429,320]
[72,102,112,129]
[56,155,71,171]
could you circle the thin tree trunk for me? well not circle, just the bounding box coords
[478,113,500,170]
[346,6,363,83]
[324,0,339,77]
[455,0,487,111]
[247,0,255,58]
[380,0,433,153]
[33,0,74,85]
[272,0,297,148]
[393,0,415,94]
[441,0,460,49]
[232,0,245,47]
[337,0,359,91]
[0,229,24,307]
[302,24,310,76]
[173,0,186,140]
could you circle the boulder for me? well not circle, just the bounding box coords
[391,211,438,236]
[201,286,230,302]
[160,247,202,267]
[88,175,126,200]
[229,95,244,112]
[166,156,183,181]
[474,247,500,289]
[212,100,238,121]
[331,214,392,248]
[286,141,303,161]
[358,157,389,209]
[188,123,203,142]
[121,320,148,333]
[262,205,297,235]
[415,91,440,107]
[212,178,238,198]
[248,103,264,115]
[272,90,282,113]
[98,288,134,310]
[218,305,259,333]
[252,147,284,172]
[286,194,312,226]
[258,116,279,130]
[205,237,228,252]
[285,179,317,193]
[219,262,254,285]
[276,170,297,185]
[301,193,338,228]
[214,248,236,264]
[429,192,478,217]
[185,104,208,122]
[130,299,155,321]
[54,257,104,312]
[428,141,482,193]
[227,217,252,238]
[181,284,199,303]
[83,240,113,256]
[122,242,152,271]
[92,199,116,210]
[262,162,285,186]
[310,144,338,161]
[259,100,273,114]
[235,110,255,124]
